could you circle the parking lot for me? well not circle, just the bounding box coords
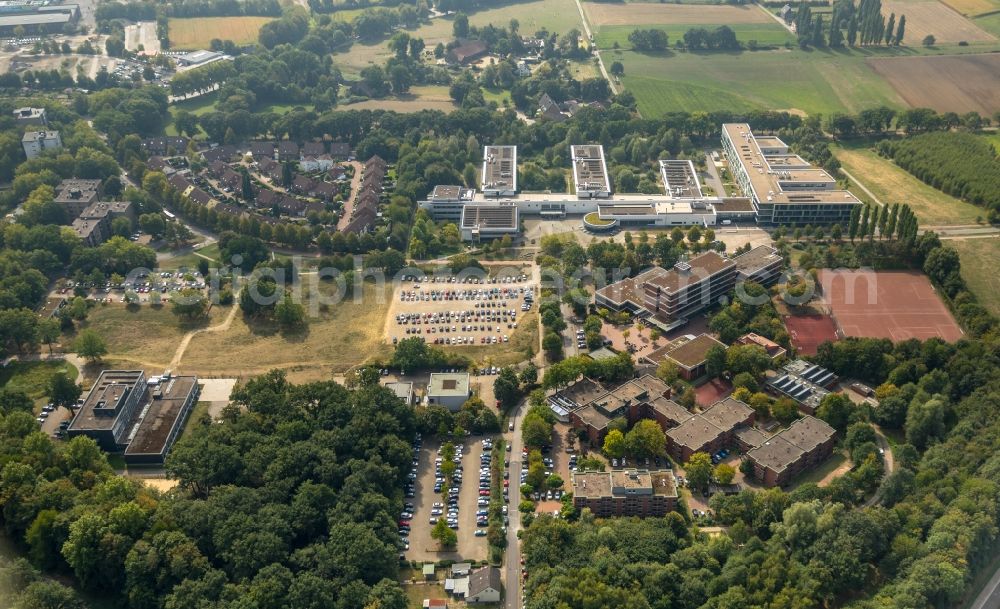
[51,269,210,305]
[384,274,536,346]
[402,436,499,562]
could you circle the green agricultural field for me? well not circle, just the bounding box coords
[832,143,984,225]
[950,238,1000,318]
[610,48,905,116]
[595,23,795,48]
[974,12,1000,36]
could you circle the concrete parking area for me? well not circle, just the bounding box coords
[404,437,493,563]
[383,275,536,347]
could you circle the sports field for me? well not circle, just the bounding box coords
[584,2,772,26]
[818,270,963,342]
[785,313,839,355]
[168,16,275,50]
[882,0,996,43]
[614,49,904,116]
[832,144,983,225]
[950,238,1000,317]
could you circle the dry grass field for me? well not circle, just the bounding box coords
[867,53,1000,114]
[584,2,771,25]
[833,144,984,225]
[82,303,227,370]
[950,238,1000,317]
[342,86,458,112]
[882,0,996,43]
[168,16,275,50]
[180,281,394,378]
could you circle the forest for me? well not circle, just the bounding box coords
[877,132,1000,219]
[0,370,419,609]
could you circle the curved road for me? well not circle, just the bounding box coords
[863,425,895,508]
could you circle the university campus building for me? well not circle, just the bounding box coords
[721,123,860,225]
[66,370,200,465]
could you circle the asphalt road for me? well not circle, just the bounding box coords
[504,399,528,609]
[971,563,1000,609]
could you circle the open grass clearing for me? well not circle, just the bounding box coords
[168,16,275,50]
[584,2,771,26]
[82,303,226,370]
[0,360,78,408]
[614,48,904,116]
[883,0,996,43]
[950,238,1000,318]
[159,243,221,271]
[342,85,458,112]
[868,52,1000,115]
[595,23,794,48]
[832,143,984,225]
[181,281,394,377]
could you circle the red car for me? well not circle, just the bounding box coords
[399,520,410,527]
[479,490,490,496]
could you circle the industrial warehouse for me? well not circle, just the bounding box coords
[418,124,860,239]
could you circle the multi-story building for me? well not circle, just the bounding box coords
[642,333,727,380]
[55,179,102,218]
[572,469,678,517]
[665,397,755,462]
[22,130,61,159]
[571,144,611,199]
[766,359,838,414]
[460,203,519,242]
[13,107,47,126]
[419,185,477,221]
[72,201,135,247]
[734,245,784,287]
[66,370,199,464]
[642,251,737,323]
[66,370,149,450]
[426,373,471,412]
[746,415,836,486]
[722,123,859,225]
[481,145,517,197]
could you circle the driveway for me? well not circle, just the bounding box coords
[198,378,237,419]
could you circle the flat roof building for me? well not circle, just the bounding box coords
[722,123,860,225]
[123,375,200,464]
[460,203,519,242]
[746,415,836,486]
[561,375,677,446]
[766,359,837,414]
[66,370,199,464]
[427,373,471,412]
[572,469,678,517]
[13,107,46,126]
[22,130,61,159]
[733,244,784,287]
[481,145,517,197]
[72,201,135,247]
[665,397,754,462]
[642,333,726,380]
[660,160,703,199]
[384,381,414,405]
[55,178,102,218]
[421,185,476,220]
[571,145,611,199]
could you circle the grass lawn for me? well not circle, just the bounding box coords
[980,130,1000,150]
[792,451,849,487]
[832,143,984,225]
[159,243,222,271]
[82,304,225,370]
[595,23,794,48]
[0,360,78,407]
[402,581,450,608]
[181,281,395,376]
[167,92,219,137]
[950,238,1000,318]
[179,400,212,442]
[611,47,904,116]
[168,16,275,50]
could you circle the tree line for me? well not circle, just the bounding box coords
[876,131,1000,219]
[795,0,905,48]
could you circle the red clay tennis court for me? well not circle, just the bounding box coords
[785,314,839,355]
[818,270,964,342]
